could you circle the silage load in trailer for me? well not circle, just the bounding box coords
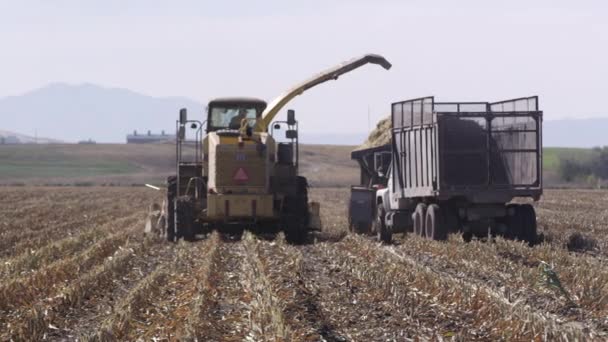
[355,116,392,151]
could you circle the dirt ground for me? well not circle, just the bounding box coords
[1,187,608,341]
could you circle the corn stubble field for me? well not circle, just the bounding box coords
[1,187,608,341]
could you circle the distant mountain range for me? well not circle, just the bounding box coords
[0,83,607,147]
[0,83,203,143]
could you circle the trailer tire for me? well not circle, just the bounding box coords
[519,204,538,245]
[505,204,521,239]
[425,204,448,241]
[376,203,391,243]
[413,203,427,237]
[442,205,460,233]
[165,176,177,242]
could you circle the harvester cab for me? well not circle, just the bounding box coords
[162,54,392,243]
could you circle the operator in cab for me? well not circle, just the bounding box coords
[229,108,249,129]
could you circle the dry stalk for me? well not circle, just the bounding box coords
[259,235,323,340]
[0,227,136,311]
[0,213,139,276]
[242,232,291,341]
[180,232,221,340]
[345,235,592,340]
[87,266,170,341]
[0,228,106,278]
[0,197,130,256]
[12,240,147,340]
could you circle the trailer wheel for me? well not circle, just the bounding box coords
[425,204,448,241]
[413,203,427,237]
[376,203,391,243]
[442,206,460,233]
[165,176,177,242]
[505,204,521,240]
[519,204,538,245]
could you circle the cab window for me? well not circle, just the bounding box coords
[209,105,259,131]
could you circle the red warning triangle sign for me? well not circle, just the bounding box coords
[233,167,249,182]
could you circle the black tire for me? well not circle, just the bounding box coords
[354,222,372,235]
[348,209,371,234]
[442,205,460,234]
[285,222,306,244]
[175,197,196,242]
[425,204,448,241]
[370,203,378,235]
[506,204,537,245]
[505,204,522,240]
[284,176,309,244]
[376,203,392,243]
[297,176,310,229]
[166,176,177,242]
[519,204,538,245]
[413,203,427,237]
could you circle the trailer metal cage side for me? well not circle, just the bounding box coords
[391,96,542,202]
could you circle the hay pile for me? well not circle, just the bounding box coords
[355,115,391,151]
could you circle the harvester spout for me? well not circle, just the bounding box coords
[255,53,392,132]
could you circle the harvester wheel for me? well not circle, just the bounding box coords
[285,221,306,244]
[413,203,427,237]
[425,204,448,241]
[283,176,310,244]
[376,203,391,243]
[166,176,177,242]
[175,197,196,242]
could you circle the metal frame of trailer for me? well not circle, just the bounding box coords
[390,96,542,204]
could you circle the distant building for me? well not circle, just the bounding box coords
[78,139,97,144]
[0,136,20,144]
[126,130,176,144]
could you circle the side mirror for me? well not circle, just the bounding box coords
[287,109,296,126]
[286,130,298,139]
[179,108,188,124]
[273,123,281,130]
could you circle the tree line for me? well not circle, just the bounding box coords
[558,147,608,184]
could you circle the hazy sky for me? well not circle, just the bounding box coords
[1,0,607,134]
